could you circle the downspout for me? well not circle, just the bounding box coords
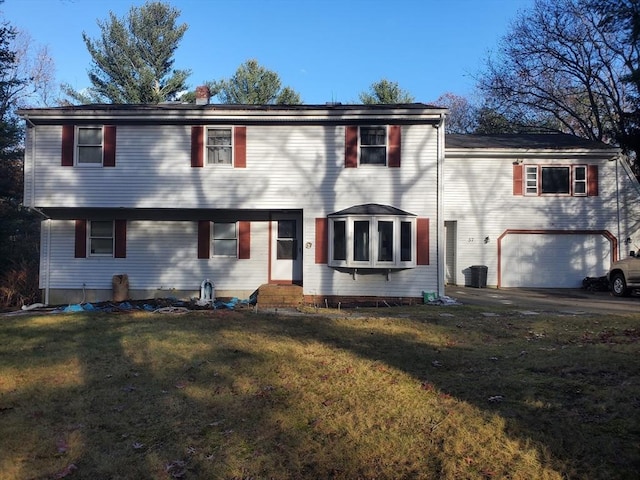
[23,115,51,306]
[435,115,445,297]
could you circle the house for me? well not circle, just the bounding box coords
[19,98,640,306]
[19,100,447,305]
[444,134,640,288]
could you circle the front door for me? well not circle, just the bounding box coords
[270,214,302,284]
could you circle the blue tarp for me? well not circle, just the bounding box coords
[54,297,251,314]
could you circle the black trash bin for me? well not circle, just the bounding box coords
[470,265,488,288]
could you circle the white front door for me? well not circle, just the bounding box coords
[270,214,302,283]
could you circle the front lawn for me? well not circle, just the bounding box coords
[1,305,639,479]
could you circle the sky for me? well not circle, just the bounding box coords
[1,0,535,105]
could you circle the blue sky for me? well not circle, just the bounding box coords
[2,0,534,104]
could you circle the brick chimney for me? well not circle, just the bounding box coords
[195,85,210,105]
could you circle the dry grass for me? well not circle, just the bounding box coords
[1,304,639,479]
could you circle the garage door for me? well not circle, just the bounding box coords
[501,233,612,288]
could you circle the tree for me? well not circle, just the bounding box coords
[474,107,521,134]
[197,59,301,105]
[64,1,190,104]
[0,17,40,307]
[433,92,478,134]
[5,30,57,108]
[359,79,414,104]
[476,0,640,170]
[589,0,640,161]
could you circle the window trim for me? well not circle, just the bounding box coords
[76,126,104,167]
[212,221,238,257]
[205,126,234,167]
[359,126,388,167]
[573,165,587,197]
[88,220,114,257]
[525,165,538,196]
[328,215,416,268]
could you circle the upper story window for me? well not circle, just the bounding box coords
[191,126,246,168]
[360,127,387,165]
[519,164,595,197]
[328,205,417,268]
[61,125,116,167]
[206,128,232,165]
[89,220,113,256]
[345,125,401,168]
[213,222,237,256]
[77,127,103,165]
[573,166,587,195]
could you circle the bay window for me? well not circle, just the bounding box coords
[328,210,417,268]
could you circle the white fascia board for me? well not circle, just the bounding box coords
[18,106,448,125]
[445,147,621,160]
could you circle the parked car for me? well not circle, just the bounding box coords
[608,251,640,296]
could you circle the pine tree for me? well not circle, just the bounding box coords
[201,59,302,105]
[64,1,190,104]
[359,79,414,104]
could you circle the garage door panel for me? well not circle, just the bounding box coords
[501,234,611,288]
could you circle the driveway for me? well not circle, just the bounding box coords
[444,286,640,315]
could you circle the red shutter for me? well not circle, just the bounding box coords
[191,126,204,167]
[103,126,116,167]
[587,165,598,196]
[388,125,401,167]
[61,125,74,166]
[114,219,127,258]
[238,221,251,259]
[74,220,87,258]
[315,218,328,264]
[197,221,210,258]
[513,164,523,195]
[345,126,358,168]
[416,218,429,265]
[234,126,247,168]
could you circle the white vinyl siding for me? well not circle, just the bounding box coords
[43,220,269,292]
[444,153,639,288]
[30,120,441,300]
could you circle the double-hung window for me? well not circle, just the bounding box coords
[89,221,113,256]
[206,128,232,165]
[213,222,237,256]
[573,166,587,196]
[329,212,416,268]
[77,127,103,166]
[360,126,387,165]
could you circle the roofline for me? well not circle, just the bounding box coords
[446,147,622,159]
[17,103,448,125]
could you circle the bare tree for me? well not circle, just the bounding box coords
[477,0,640,167]
[433,92,478,134]
[9,31,57,108]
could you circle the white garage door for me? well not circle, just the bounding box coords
[501,233,612,288]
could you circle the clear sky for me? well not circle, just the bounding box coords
[1,0,534,105]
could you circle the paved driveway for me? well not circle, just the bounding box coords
[445,286,640,315]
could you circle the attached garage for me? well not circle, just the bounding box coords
[499,231,614,288]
